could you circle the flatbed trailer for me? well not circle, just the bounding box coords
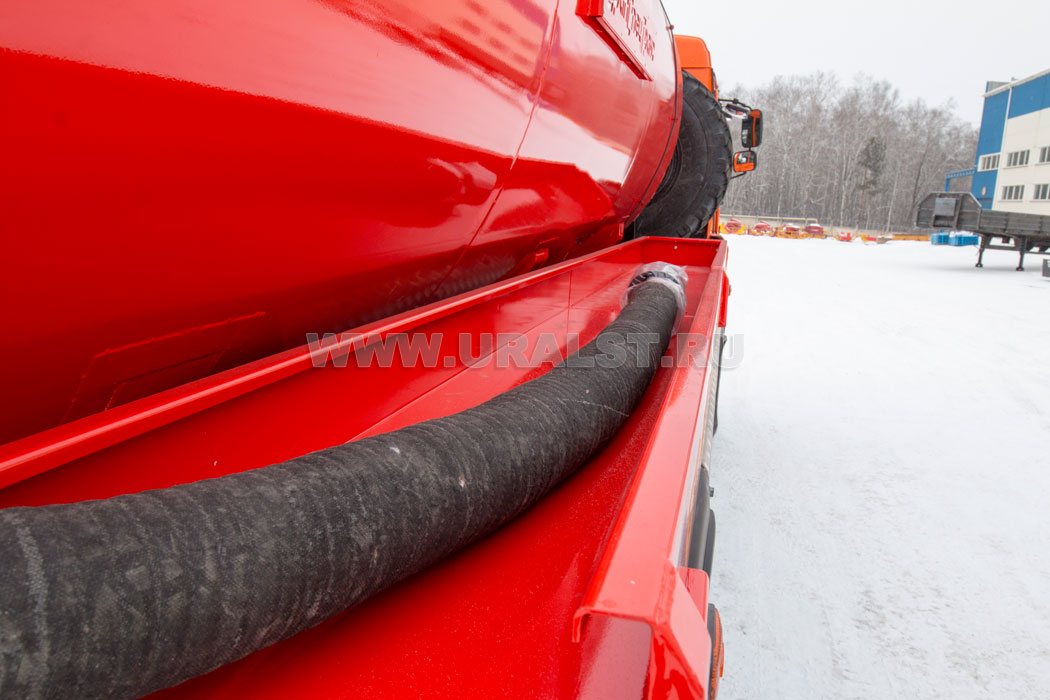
[0,236,730,700]
[916,192,1050,270]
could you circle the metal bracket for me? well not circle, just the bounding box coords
[719,98,751,120]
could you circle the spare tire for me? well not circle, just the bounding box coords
[630,71,732,239]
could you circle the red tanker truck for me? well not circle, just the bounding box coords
[0,1,761,698]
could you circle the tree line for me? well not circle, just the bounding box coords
[721,73,978,232]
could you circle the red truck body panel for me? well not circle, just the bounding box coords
[0,237,728,700]
[0,0,681,446]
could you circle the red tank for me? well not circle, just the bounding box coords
[0,0,682,445]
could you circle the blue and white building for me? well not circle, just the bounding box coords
[971,69,1050,215]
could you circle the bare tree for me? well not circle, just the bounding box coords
[722,73,978,231]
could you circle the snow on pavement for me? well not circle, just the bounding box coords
[713,236,1050,700]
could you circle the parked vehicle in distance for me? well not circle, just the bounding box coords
[723,218,744,234]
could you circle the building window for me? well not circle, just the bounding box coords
[1001,185,1025,201]
[979,154,1000,171]
[1005,150,1030,168]
[1040,146,1050,164]
[1035,184,1050,201]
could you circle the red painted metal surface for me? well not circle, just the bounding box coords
[0,237,728,700]
[574,250,729,697]
[674,34,715,92]
[0,0,681,446]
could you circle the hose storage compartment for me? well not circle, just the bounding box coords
[0,274,685,700]
[631,71,732,239]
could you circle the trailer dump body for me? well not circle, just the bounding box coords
[0,237,729,700]
[916,192,1050,269]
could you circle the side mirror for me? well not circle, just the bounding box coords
[733,149,757,173]
[741,109,763,148]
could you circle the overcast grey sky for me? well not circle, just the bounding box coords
[661,0,1048,126]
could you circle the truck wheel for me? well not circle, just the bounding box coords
[630,72,731,239]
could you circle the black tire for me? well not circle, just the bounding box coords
[630,72,732,239]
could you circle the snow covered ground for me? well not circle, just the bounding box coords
[714,236,1050,700]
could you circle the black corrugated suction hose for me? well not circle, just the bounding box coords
[0,276,683,700]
